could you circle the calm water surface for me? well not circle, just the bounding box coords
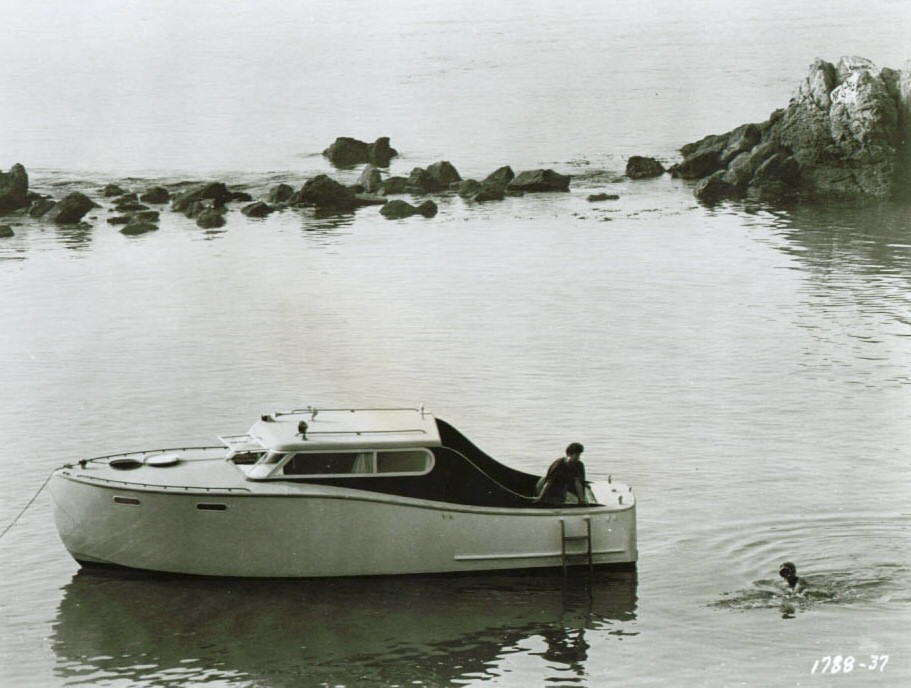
[1,1,910,687]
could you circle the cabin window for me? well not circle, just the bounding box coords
[263,451,286,464]
[377,450,431,473]
[280,449,432,477]
[283,452,364,475]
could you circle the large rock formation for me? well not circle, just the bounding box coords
[0,164,29,214]
[323,137,398,167]
[671,56,911,203]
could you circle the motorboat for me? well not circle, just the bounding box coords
[49,406,637,577]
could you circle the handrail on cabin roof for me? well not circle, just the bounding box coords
[272,405,428,418]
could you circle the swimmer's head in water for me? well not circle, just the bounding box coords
[779,561,799,587]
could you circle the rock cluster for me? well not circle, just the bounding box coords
[1,135,584,236]
[671,56,911,204]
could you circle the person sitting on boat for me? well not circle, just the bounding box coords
[778,561,807,595]
[534,443,588,505]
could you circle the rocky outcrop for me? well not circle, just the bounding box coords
[0,225,13,238]
[379,199,438,219]
[108,210,159,225]
[625,156,665,179]
[139,186,170,204]
[120,220,158,235]
[404,161,462,194]
[172,182,231,214]
[507,169,570,193]
[101,183,127,197]
[0,164,29,214]
[458,179,505,202]
[358,165,383,194]
[241,201,275,218]
[229,190,253,203]
[268,183,295,205]
[196,206,226,229]
[112,193,149,213]
[457,166,515,203]
[45,192,98,224]
[323,137,398,167]
[29,197,56,218]
[298,175,357,211]
[379,176,409,195]
[672,56,911,203]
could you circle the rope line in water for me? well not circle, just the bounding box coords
[0,469,57,541]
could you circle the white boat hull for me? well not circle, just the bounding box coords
[50,471,636,578]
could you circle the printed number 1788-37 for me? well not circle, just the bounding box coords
[811,655,889,674]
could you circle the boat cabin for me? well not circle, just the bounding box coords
[220,407,593,509]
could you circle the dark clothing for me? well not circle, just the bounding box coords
[538,456,586,504]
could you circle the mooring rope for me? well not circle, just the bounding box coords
[0,468,57,540]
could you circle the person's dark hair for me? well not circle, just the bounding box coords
[566,442,584,456]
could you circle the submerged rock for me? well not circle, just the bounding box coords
[323,136,398,167]
[485,166,516,188]
[358,165,383,194]
[101,183,127,197]
[268,183,295,205]
[673,56,911,203]
[114,200,150,213]
[120,220,158,235]
[172,182,231,214]
[229,190,254,203]
[426,161,461,189]
[139,186,170,204]
[196,207,226,229]
[625,156,665,179]
[507,169,571,192]
[107,210,160,225]
[29,197,56,218]
[379,199,438,219]
[458,178,506,202]
[353,193,387,207]
[379,176,409,195]
[241,201,275,218]
[46,192,98,224]
[0,224,13,238]
[298,174,357,211]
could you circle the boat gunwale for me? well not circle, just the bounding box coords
[52,470,636,517]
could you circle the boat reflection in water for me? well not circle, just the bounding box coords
[52,569,637,686]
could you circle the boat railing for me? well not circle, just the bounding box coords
[69,473,251,493]
[74,446,225,464]
[275,405,428,418]
[295,429,429,437]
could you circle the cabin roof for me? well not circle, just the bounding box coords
[241,407,442,452]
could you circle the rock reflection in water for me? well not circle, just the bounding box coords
[52,569,637,687]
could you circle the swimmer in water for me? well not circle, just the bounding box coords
[779,561,807,595]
